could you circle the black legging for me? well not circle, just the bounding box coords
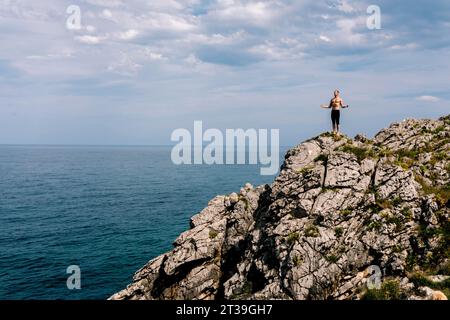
[331,110,340,126]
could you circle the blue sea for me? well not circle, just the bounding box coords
[0,145,286,300]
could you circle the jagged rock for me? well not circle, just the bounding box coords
[190,196,226,227]
[354,134,368,143]
[418,287,448,300]
[229,192,239,204]
[111,115,450,300]
[428,275,449,283]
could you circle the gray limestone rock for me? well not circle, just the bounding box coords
[111,115,449,301]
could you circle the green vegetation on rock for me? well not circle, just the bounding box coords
[287,232,300,244]
[292,255,303,267]
[415,175,450,206]
[209,230,218,239]
[340,143,376,162]
[362,280,404,300]
[304,225,320,238]
[334,227,344,238]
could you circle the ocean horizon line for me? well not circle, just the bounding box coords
[0,144,292,148]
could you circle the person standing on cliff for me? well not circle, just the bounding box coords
[321,90,349,135]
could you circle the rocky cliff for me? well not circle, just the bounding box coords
[111,115,450,300]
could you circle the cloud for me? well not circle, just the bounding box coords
[107,58,141,76]
[416,95,441,102]
[335,18,365,45]
[75,35,104,44]
[182,31,246,46]
[388,43,418,50]
[118,29,139,40]
[84,0,124,7]
[207,1,278,25]
[3,0,449,76]
[100,9,114,19]
[338,1,355,13]
[319,35,331,43]
[248,38,305,61]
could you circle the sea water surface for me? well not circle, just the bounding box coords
[0,145,287,299]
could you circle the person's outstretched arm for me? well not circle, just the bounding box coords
[320,100,332,108]
[340,100,349,108]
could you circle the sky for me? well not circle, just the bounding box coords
[0,0,449,145]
